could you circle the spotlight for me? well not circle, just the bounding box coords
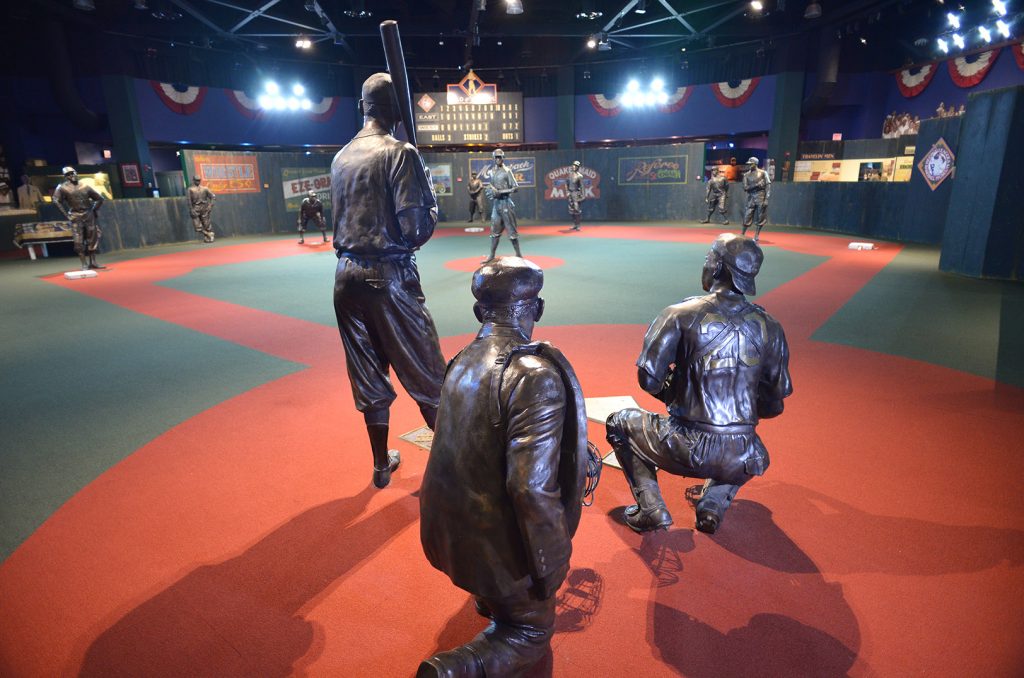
[506,0,523,14]
[937,37,949,52]
[287,97,300,111]
[265,81,280,95]
[951,32,964,49]
[597,32,611,50]
[292,83,305,96]
[295,37,312,49]
[859,36,867,44]
[627,79,640,91]
[993,0,1007,16]
[750,1,764,10]
[586,35,597,49]
[576,0,602,21]
[979,26,992,42]
[947,12,960,29]
[258,94,271,108]
[804,2,821,19]
[301,98,313,110]
[996,19,1011,37]
[651,77,664,91]
[635,0,646,14]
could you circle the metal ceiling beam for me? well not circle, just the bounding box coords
[201,0,324,33]
[168,0,231,36]
[229,0,282,34]
[658,0,696,34]
[602,0,640,33]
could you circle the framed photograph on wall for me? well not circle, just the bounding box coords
[120,163,142,187]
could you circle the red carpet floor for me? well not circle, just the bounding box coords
[1,227,1021,677]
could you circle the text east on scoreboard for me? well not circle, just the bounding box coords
[414,71,523,146]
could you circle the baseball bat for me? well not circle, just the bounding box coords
[379,20,417,147]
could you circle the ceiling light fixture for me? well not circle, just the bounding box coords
[586,35,597,48]
[750,1,764,11]
[635,0,647,14]
[506,0,524,14]
[804,2,821,19]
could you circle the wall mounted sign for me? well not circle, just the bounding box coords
[544,165,602,200]
[191,153,261,194]
[468,157,536,187]
[618,155,688,185]
[917,138,955,191]
[281,168,330,211]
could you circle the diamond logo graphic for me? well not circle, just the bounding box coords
[417,94,436,112]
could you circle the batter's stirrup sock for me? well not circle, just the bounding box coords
[511,238,522,257]
[486,236,499,261]
[419,405,438,431]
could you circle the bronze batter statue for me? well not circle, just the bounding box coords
[331,72,446,489]
[467,172,485,223]
[187,176,216,243]
[741,157,770,240]
[297,189,328,244]
[483,148,521,262]
[606,234,791,534]
[700,167,729,225]
[567,160,585,231]
[53,166,104,271]
[419,257,590,678]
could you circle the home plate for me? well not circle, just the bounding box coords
[400,426,433,451]
[64,270,98,280]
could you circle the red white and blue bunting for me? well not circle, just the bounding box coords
[586,86,693,117]
[150,81,207,115]
[225,89,262,119]
[948,48,1001,88]
[306,96,339,123]
[710,78,760,108]
[895,64,937,98]
[1010,41,1024,70]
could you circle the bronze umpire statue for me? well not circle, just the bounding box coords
[700,167,729,225]
[606,234,791,534]
[53,166,104,271]
[331,72,446,489]
[567,160,585,231]
[187,175,216,243]
[483,148,521,262]
[419,257,589,678]
[742,157,770,240]
[297,189,328,244]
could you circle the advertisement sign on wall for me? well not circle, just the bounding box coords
[618,155,688,185]
[192,153,261,194]
[543,165,602,200]
[281,168,331,211]
[469,157,536,188]
[427,163,453,196]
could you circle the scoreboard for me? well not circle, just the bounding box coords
[413,91,524,146]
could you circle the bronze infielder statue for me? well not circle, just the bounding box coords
[700,167,729,225]
[419,257,589,678]
[53,166,104,270]
[297,189,328,244]
[567,160,585,231]
[331,72,446,489]
[741,157,770,240]
[606,234,791,534]
[467,172,486,223]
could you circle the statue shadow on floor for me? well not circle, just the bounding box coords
[77,483,419,678]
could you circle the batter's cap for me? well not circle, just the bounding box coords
[62,166,76,175]
[746,156,759,165]
[492,148,506,158]
[711,233,763,295]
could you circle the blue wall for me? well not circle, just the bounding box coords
[574,76,775,143]
[524,96,557,144]
[133,79,357,147]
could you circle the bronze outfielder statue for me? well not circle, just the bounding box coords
[53,166,104,271]
[297,189,328,244]
[606,234,791,534]
[567,160,585,231]
[419,257,589,678]
[331,72,446,489]
[187,176,216,243]
[467,172,486,223]
[483,148,521,262]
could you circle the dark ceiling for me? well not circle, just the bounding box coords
[4,1,1019,94]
